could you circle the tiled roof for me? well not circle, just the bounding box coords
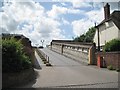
[96,11,120,30]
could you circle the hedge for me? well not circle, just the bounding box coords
[2,37,32,73]
[103,39,120,52]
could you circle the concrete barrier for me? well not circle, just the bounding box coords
[63,47,88,64]
[50,40,96,65]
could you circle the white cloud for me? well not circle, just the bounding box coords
[86,8,104,24]
[34,16,61,38]
[67,8,84,14]
[1,12,20,32]
[72,8,104,36]
[72,2,92,8]
[47,5,67,19]
[1,1,110,46]
[47,4,83,19]
[1,1,66,46]
[72,19,94,36]
[68,0,92,8]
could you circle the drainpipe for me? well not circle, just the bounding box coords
[97,27,100,52]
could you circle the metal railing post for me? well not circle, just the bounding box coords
[48,57,49,63]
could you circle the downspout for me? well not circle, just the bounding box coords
[97,27,100,52]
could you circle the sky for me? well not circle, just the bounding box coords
[0,0,120,46]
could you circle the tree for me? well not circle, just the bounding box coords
[73,27,96,42]
[84,27,96,42]
[73,34,85,42]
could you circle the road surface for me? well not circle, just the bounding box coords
[21,48,118,88]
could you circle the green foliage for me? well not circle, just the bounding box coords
[2,38,32,73]
[73,34,85,42]
[103,39,120,52]
[107,65,114,70]
[85,27,96,42]
[73,27,96,42]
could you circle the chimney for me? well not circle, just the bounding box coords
[104,3,110,20]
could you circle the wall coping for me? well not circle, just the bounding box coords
[96,51,120,54]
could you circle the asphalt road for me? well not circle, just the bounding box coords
[21,48,118,88]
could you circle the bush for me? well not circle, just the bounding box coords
[103,39,120,52]
[107,65,114,70]
[2,38,32,73]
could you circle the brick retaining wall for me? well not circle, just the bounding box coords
[96,52,120,69]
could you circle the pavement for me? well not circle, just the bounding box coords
[19,48,119,88]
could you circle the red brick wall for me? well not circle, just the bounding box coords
[20,38,35,66]
[96,52,120,69]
